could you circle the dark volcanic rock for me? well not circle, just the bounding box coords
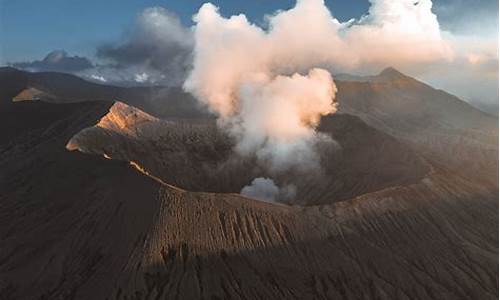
[0,67,208,119]
[66,102,431,205]
[335,71,498,186]
[0,68,497,299]
[0,68,29,107]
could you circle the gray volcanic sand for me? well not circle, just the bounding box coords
[0,67,497,299]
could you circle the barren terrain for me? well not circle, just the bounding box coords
[0,67,497,299]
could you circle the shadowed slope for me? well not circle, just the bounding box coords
[336,68,498,186]
[0,68,497,299]
[67,102,430,205]
[0,67,207,119]
[108,172,497,300]
[0,99,164,299]
[0,97,496,298]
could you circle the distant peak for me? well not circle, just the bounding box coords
[43,50,68,63]
[373,67,414,83]
[13,87,55,102]
[379,67,404,77]
[0,67,24,74]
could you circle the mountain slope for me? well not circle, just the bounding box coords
[66,102,430,205]
[336,67,496,134]
[336,67,498,186]
[0,98,164,299]
[0,67,207,119]
[0,68,497,299]
[0,99,497,300]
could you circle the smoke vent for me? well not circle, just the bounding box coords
[67,102,430,206]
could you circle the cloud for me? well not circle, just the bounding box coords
[183,0,460,174]
[9,7,194,86]
[90,74,107,82]
[182,2,337,173]
[433,0,498,36]
[96,7,193,86]
[409,31,498,113]
[395,0,498,110]
[417,54,499,114]
[342,0,453,71]
[11,50,93,73]
[183,0,497,195]
[7,1,497,108]
[134,72,150,83]
[184,2,340,172]
[229,69,337,171]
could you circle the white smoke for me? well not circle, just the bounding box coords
[181,0,454,77]
[231,69,337,171]
[343,0,453,70]
[240,177,297,203]
[184,2,341,172]
[177,0,497,202]
[183,0,455,174]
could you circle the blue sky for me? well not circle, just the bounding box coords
[0,0,370,63]
[0,0,497,109]
[1,0,497,63]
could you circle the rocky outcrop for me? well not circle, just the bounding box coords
[12,87,55,102]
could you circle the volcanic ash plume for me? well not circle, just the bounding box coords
[183,0,453,172]
[183,2,338,172]
[232,68,336,171]
[180,0,455,202]
[241,178,297,203]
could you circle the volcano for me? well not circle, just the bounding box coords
[0,67,497,299]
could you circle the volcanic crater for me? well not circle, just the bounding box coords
[67,101,431,206]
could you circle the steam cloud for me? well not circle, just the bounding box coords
[8,0,496,111]
[184,2,342,172]
[240,178,297,203]
[184,0,454,170]
[183,0,455,202]
[184,0,452,80]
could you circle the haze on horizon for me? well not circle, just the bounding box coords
[0,0,498,114]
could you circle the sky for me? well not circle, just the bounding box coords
[0,0,369,63]
[0,0,498,111]
[2,0,496,62]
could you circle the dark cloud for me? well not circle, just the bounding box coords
[11,50,93,72]
[10,7,194,87]
[95,7,193,85]
[433,0,498,34]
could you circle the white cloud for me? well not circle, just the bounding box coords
[134,72,150,83]
[90,74,107,82]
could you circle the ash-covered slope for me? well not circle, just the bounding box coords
[336,67,498,186]
[0,98,497,300]
[107,170,497,300]
[67,102,430,205]
[336,67,497,135]
[0,67,207,119]
[0,67,497,299]
[0,98,165,299]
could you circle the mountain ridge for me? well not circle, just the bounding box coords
[2,66,496,118]
[0,98,496,299]
[66,101,431,205]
